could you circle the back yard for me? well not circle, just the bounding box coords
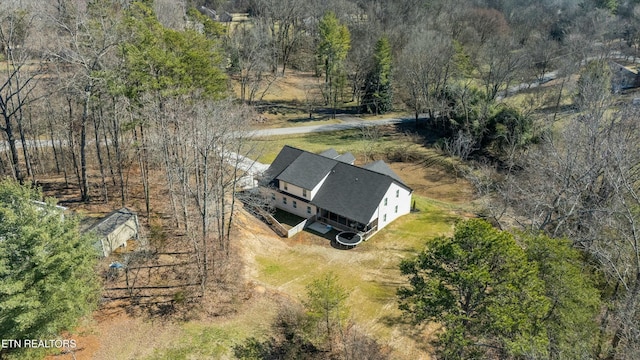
[52,125,474,360]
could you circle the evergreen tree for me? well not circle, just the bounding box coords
[303,272,349,347]
[398,219,550,358]
[317,12,350,117]
[362,36,393,114]
[0,180,99,356]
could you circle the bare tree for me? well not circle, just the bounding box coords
[154,98,257,291]
[251,0,308,74]
[477,37,526,101]
[397,29,455,122]
[226,22,273,104]
[0,3,44,183]
[49,0,121,201]
[487,101,640,359]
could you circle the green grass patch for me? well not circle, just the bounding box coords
[144,325,242,360]
[250,128,415,164]
[143,296,279,360]
[254,195,462,341]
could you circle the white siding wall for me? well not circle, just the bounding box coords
[101,219,138,257]
[279,181,308,199]
[267,189,316,218]
[369,183,412,230]
[278,174,330,202]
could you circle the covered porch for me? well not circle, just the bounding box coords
[316,208,378,240]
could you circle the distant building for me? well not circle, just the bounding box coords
[87,208,139,257]
[261,146,412,241]
[219,11,233,23]
[197,5,217,20]
[610,61,640,93]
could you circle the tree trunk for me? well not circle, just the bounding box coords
[3,118,23,183]
[80,90,90,202]
[16,107,33,182]
[93,104,108,203]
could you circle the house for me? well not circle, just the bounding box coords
[610,61,640,93]
[87,208,139,257]
[261,146,412,241]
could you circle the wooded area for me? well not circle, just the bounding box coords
[3,0,640,359]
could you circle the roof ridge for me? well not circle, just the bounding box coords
[332,158,412,191]
[268,146,411,192]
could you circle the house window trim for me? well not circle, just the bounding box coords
[293,200,297,209]
[395,205,398,213]
[306,206,311,214]
[283,197,287,205]
[383,214,387,222]
[302,189,307,197]
[396,189,400,198]
[384,198,388,206]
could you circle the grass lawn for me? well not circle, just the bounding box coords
[250,127,428,164]
[142,295,279,360]
[136,121,472,359]
[253,195,460,354]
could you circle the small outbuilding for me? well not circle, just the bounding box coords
[610,61,640,93]
[88,208,139,257]
[219,11,233,23]
[197,5,217,20]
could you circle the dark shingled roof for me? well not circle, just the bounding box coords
[320,148,354,164]
[319,148,339,159]
[87,208,136,238]
[311,162,394,224]
[276,152,336,190]
[363,160,406,186]
[336,152,355,164]
[263,146,412,224]
[262,146,303,183]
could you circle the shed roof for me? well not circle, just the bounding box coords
[87,208,137,238]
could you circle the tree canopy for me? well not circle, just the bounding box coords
[362,35,392,115]
[0,180,99,354]
[317,11,351,84]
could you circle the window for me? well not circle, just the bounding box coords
[284,183,288,191]
[293,201,297,209]
[307,206,312,214]
[395,205,398,213]
[384,198,388,206]
[383,214,387,222]
[283,197,287,205]
[271,193,275,201]
[396,189,400,198]
[303,189,307,197]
